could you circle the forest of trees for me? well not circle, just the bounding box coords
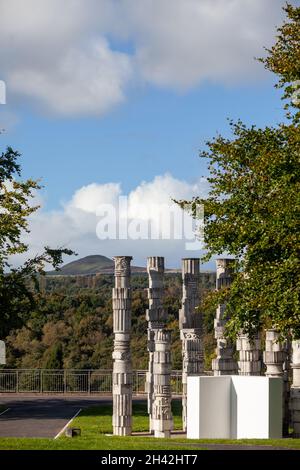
[3,273,216,371]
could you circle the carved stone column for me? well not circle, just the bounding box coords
[264,329,285,377]
[212,259,237,376]
[112,256,132,436]
[145,256,167,432]
[283,340,291,436]
[179,258,203,432]
[0,340,5,365]
[264,329,288,434]
[290,340,300,437]
[152,328,173,438]
[236,333,261,375]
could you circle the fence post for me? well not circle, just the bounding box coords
[16,370,19,393]
[64,370,67,394]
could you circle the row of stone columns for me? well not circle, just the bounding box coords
[211,258,300,437]
[112,255,300,438]
[112,256,173,438]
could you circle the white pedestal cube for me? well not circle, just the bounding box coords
[187,375,282,439]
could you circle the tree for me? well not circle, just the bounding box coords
[0,147,73,338]
[260,3,300,122]
[177,4,300,339]
[43,342,64,369]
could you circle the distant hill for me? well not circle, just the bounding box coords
[47,254,215,276]
[47,254,146,275]
[48,255,114,275]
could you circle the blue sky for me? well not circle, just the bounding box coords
[2,79,284,208]
[0,0,294,268]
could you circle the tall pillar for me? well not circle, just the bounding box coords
[264,329,288,434]
[152,328,173,438]
[212,259,237,376]
[179,258,203,432]
[0,340,5,365]
[283,340,291,436]
[290,339,300,437]
[112,256,132,436]
[236,332,261,376]
[145,256,167,432]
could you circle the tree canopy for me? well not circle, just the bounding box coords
[178,4,300,339]
[0,147,73,338]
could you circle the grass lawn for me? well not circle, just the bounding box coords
[0,400,300,450]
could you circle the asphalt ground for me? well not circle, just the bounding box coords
[0,395,113,438]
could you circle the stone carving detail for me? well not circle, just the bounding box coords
[145,257,173,437]
[114,256,131,277]
[264,329,286,377]
[264,329,290,435]
[112,256,133,436]
[151,328,173,437]
[212,259,237,376]
[290,339,300,437]
[0,340,5,365]
[179,258,203,432]
[236,333,261,376]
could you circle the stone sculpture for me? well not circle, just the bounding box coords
[152,328,173,437]
[145,256,167,432]
[112,256,133,436]
[179,258,203,432]
[290,339,300,437]
[212,259,237,376]
[145,257,173,438]
[237,333,261,376]
[264,329,290,434]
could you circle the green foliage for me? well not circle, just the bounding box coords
[260,3,300,121]
[177,5,300,339]
[4,273,216,370]
[43,342,63,369]
[0,147,74,337]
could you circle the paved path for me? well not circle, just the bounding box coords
[0,395,112,438]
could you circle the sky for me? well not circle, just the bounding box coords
[0,0,297,269]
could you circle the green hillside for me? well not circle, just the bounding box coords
[48,255,114,275]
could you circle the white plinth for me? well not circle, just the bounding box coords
[187,375,282,439]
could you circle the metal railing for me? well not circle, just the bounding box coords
[0,369,183,395]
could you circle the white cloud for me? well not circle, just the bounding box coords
[0,0,289,116]
[68,182,122,214]
[0,0,131,116]
[125,0,285,88]
[10,174,210,268]
[8,38,132,116]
